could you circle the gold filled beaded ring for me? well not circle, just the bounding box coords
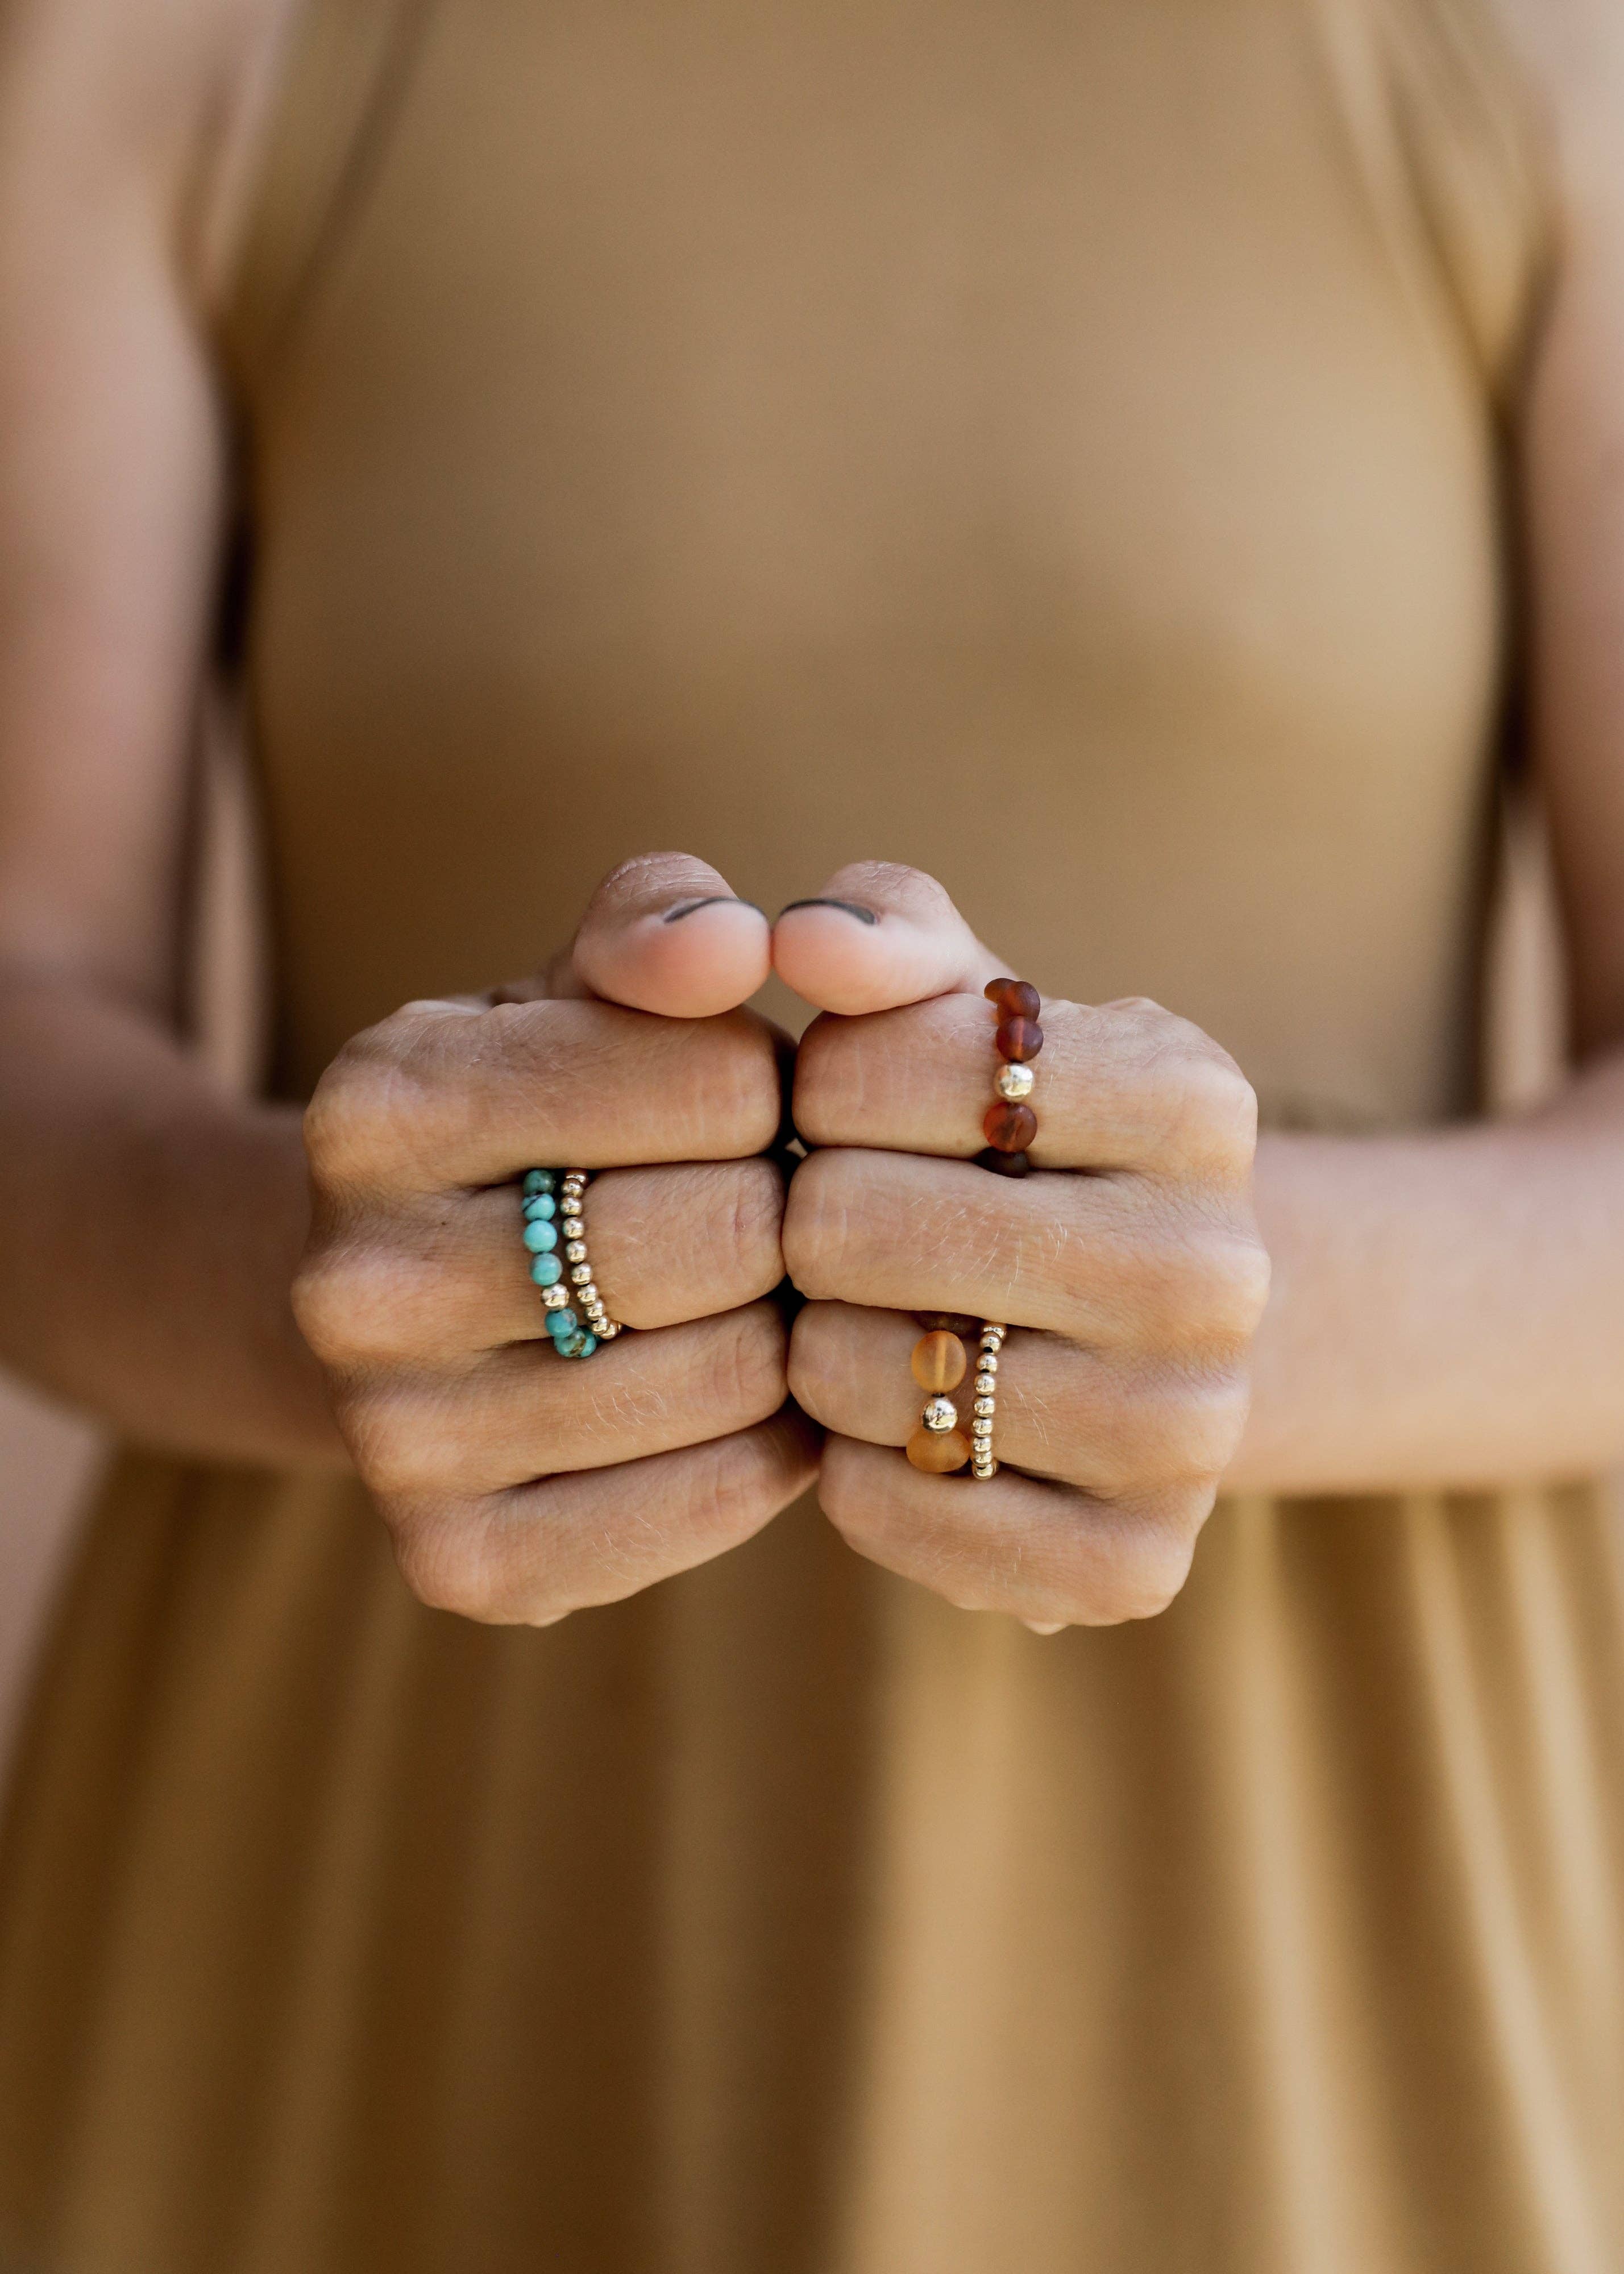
[969,1322,1006,1479]
[519,1168,624,1357]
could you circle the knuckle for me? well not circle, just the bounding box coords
[791,1012,909,1147]
[782,1153,859,1298]
[1144,1213,1270,1352]
[391,1509,509,1623]
[291,1240,414,1368]
[705,1014,783,1156]
[1109,1005,1256,1180]
[1154,1050,1259,1179]
[289,1248,354,1364]
[715,1304,791,1425]
[816,1458,884,1552]
[1197,1225,1272,1343]
[708,1419,805,1532]
[722,1157,787,1290]
[1095,1495,1207,1621]
[342,1383,454,1500]
[303,1026,426,1192]
[788,1017,852,1144]
[1137,1364,1252,1482]
[785,1303,845,1425]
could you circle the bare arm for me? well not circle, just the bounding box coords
[1228,0,1624,1495]
[0,0,339,1464]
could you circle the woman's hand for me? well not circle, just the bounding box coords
[776,864,1269,1629]
[294,854,816,1624]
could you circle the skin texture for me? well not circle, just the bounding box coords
[294,852,821,1622]
[2,0,1624,1635]
[775,864,1266,1626]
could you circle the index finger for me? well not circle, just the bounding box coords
[306,996,782,1197]
[794,992,1256,1180]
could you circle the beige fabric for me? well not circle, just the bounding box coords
[5,1,1624,2267]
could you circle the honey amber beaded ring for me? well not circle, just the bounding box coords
[906,1318,973,1472]
[978,977,1042,1177]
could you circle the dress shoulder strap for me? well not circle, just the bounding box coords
[1313,0,1556,404]
[218,0,437,400]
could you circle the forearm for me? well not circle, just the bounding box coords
[0,968,344,1467]
[1230,1050,1624,1493]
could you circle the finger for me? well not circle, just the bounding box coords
[816,1435,1202,1626]
[782,1149,1269,1358]
[788,1301,1248,1493]
[344,1300,791,1496]
[389,1406,821,1625]
[305,996,781,1196]
[297,1158,788,1366]
[772,861,1004,1014]
[568,852,771,1016]
[794,991,1258,1181]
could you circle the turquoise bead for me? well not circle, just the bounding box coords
[522,1193,556,1221]
[545,1308,579,1339]
[522,1168,555,1197]
[556,1330,597,1359]
[522,1218,558,1254]
[529,1253,563,1287]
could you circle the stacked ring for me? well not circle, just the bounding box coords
[906,1320,972,1472]
[978,977,1042,1177]
[969,1322,1006,1478]
[559,1170,622,1347]
[520,1168,622,1358]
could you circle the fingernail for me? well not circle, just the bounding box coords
[776,897,878,925]
[662,895,766,923]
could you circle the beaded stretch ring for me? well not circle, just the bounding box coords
[978,977,1042,1177]
[969,1322,1006,1479]
[520,1168,623,1358]
[905,1310,1006,1475]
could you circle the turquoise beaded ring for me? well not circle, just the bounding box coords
[521,1168,622,1358]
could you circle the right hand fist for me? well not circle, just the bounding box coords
[293,855,817,1623]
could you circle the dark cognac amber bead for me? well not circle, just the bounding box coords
[995,1016,1043,1063]
[915,1310,982,1337]
[978,1147,1029,1177]
[983,1099,1038,1152]
[984,977,1041,1023]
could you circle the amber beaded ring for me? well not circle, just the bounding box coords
[906,1315,973,1472]
[978,976,1042,1176]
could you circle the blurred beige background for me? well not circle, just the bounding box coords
[0,778,1571,1785]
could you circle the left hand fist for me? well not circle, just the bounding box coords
[775,864,1270,1629]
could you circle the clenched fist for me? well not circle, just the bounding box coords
[294,855,816,1622]
[776,864,1270,1630]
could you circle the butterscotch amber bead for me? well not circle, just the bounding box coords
[907,1425,971,1474]
[911,1330,967,1393]
[996,1016,1044,1063]
[915,1310,982,1337]
[984,1099,1038,1152]
[985,977,1041,1022]
[978,1147,1029,1177]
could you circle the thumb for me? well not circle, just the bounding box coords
[772,861,1007,1014]
[549,852,770,1016]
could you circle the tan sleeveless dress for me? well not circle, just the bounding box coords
[4,1,1623,2267]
